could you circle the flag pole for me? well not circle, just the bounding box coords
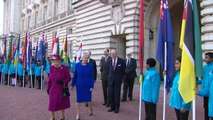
[23,69,25,87]
[139,74,142,120]
[41,66,43,90]
[139,0,144,119]
[7,70,10,86]
[30,66,32,88]
[163,42,167,120]
[15,67,17,87]
[1,69,3,85]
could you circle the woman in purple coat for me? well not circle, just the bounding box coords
[71,52,94,120]
[47,54,71,120]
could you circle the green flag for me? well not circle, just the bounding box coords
[7,36,13,65]
[193,0,203,78]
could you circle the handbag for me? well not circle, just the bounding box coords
[62,85,70,97]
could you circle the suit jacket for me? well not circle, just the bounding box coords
[125,58,137,78]
[88,58,97,80]
[100,56,111,81]
[108,57,126,86]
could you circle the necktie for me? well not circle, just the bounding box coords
[105,57,107,63]
[113,59,116,70]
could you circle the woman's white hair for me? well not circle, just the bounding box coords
[81,51,89,59]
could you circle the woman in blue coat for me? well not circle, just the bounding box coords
[71,52,94,120]
[142,58,161,120]
[169,57,191,120]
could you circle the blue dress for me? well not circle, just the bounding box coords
[71,62,94,103]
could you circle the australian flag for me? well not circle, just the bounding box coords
[156,0,174,93]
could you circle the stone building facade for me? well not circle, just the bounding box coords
[2,0,213,72]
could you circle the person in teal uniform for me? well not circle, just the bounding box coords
[3,59,9,85]
[197,52,213,120]
[0,59,3,84]
[71,56,77,74]
[142,58,161,120]
[71,52,94,120]
[28,58,36,88]
[17,60,24,87]
[35,60,43,89]
[45,57,51,77]
[169,56,191,120]
[197,71,213,120]
[9,60,16,86]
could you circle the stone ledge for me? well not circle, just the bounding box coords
[201,7,213,16]
[201,1,213,8]
[202,33,213,42]
[201,15,213,25]
[201,25,213,33]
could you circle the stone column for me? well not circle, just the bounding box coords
[200,0,213,52]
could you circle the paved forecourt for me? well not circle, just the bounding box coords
[0,80,204,120]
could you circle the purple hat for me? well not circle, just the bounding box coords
[51,54,62,60]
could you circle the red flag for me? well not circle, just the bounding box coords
[139,0,144,74]
[22,32,28,68]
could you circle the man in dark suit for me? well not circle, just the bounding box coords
[88,50,97,81]
[100,49,111,106]
[122,52,137,101]
[108,49,126,113]
[85,50,97,107]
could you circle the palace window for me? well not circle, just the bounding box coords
[43,6,47,21]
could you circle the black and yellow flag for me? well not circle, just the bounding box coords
[179,0,196,103]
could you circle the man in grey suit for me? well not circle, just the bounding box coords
[108,49,126,113]
[100,49,111,106]
[122,52,137,101]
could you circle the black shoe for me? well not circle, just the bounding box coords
[85,103,89,107]
[102,103,106,105]
[76,115,80,120]
[121,99,126,102]
[106,104,110,107]
[114,109,119,113]
[129,98,132,101]
[108,108,114,112]
[37,87,41,89]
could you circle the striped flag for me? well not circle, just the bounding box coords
[62,34,69,65]
[26,32,32,71]
[51,30,59,55]
[76,34,83,63]
[14,35,20,67]
[22,32,28,68]
[7,35,14,65]
[179,0,196,103]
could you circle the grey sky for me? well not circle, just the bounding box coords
[0,1,3,34]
